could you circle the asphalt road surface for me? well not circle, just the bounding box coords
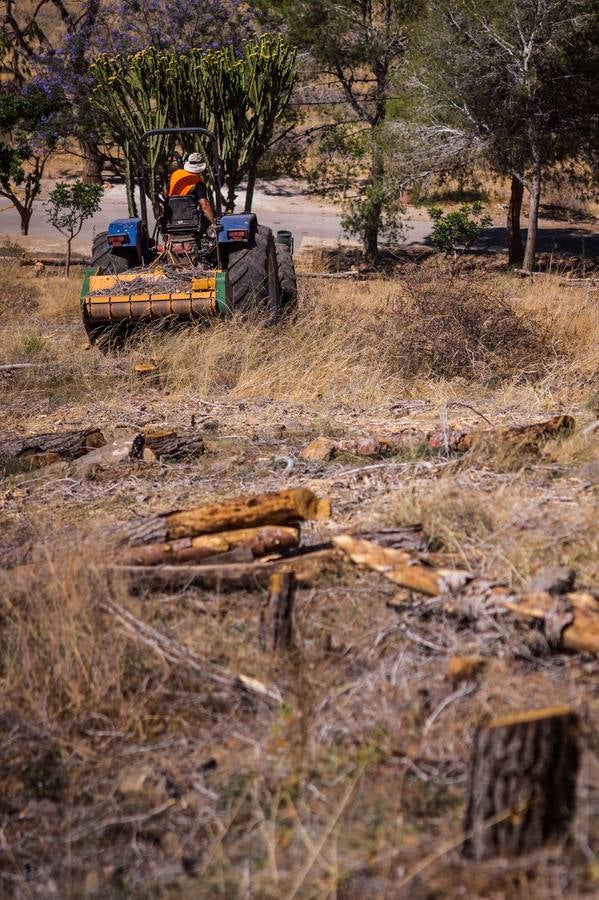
[1,177,597,258]
[0,178,431,255]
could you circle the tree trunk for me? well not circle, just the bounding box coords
[65,238,72,278]
[259,572,296,653]
[19,206,31,236]
[80,138,104,184]
[523,151,542,273]
[124,151,137,218]
[464,706,579,860]
[507,175,524,266]
[244,166,257,213]
[363,138,384,263]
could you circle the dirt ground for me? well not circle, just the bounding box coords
[0,255,598,898]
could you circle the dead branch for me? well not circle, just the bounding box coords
[101,596,282,704]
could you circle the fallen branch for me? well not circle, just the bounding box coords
[0,362,47,372]
[335,535,599,654]
[102,596,281,704]
[333,535,472,595]
[115,487,331,547]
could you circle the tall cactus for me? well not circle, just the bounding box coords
[88,36,297,213]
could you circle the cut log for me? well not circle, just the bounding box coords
[118,525,300,566]
[116,488,331,547]
[500,590,599,654]
[259,572,296,653]
[129,429,205,462]
[464,706,579,860]
[111,547,338,592]
[333,535,472,595]
[0,428,106,465]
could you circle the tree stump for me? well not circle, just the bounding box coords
[464,705,579,860]
[259,572,296,653]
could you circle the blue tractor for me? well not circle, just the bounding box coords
[81,127,297,343]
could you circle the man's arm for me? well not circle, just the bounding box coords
[199,197,215,224]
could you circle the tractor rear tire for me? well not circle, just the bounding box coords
[226,225,280,319]
[90,231,135,274]
[85,232,137,348]
[275,243,298,311]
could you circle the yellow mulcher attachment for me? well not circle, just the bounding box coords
[81,266,229,341]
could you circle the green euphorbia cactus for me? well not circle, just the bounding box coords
[89,36,297,215]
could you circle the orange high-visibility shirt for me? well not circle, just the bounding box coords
[168,170,204,197]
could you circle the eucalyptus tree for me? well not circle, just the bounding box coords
[418,0,599,269]
[263,0,423,261]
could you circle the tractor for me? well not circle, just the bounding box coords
[80,127,297,344]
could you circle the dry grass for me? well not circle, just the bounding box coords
[1,256,598,897]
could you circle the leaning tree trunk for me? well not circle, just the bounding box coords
[464,706,579,860]
[80,137,104,184]
[523,150,542,273]
[507,174,525,266]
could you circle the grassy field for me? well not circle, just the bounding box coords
[0,256,598,898]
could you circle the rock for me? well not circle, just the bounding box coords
[300,435,336,461]
[117,765,152,796]
[71,436,135,473]
[526,566,576,595]
[577,459,599,484]
[447,656,486,683]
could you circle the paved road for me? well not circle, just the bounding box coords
[1,177,597,258]
[0,178,431,255]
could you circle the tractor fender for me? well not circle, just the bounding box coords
[218,213,258,245]
[106,217,148,265]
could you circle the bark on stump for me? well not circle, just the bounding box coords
[259,572,296,653]
[464,706,579,860]
[0,428,106,463]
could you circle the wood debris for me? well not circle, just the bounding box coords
[118,524,300,566]
[0,428,106,468]
[333,535,472,595]
[300,415,575,461]
[334,535,599,654]
[129,428,205,462]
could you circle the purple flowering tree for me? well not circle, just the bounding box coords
[6,1,256,183]
[0,85,67,234]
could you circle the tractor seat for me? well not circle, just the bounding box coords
[162,195,201,236]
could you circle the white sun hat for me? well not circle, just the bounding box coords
[184,152,207,174]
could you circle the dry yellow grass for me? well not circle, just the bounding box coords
[1,256,598,898]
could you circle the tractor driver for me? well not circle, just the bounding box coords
[168,152,216,225]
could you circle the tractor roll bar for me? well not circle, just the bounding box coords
[136,127,223,226]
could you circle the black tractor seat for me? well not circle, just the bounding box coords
[162,194,202,236]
